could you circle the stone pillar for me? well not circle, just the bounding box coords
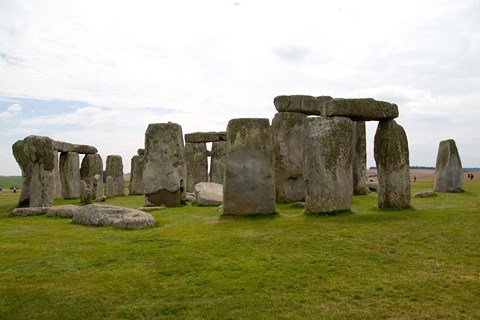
[59,152,81,199]
[304,117,354,214]
[223,118,275,215]
[129,153,145,195]
[53,151,62,199]
[80,154,104,199]
[272,112,306,203]
[433,139,463,192]
[185,142,208,192]
[352,121,369,195]
[210,141,226,184]
[143,122,186,206]
[105,155,124,197]
[374,119,411,209]
[12,135,56,207]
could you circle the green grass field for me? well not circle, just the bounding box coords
[0,180,479,319]
[0,176,23,189]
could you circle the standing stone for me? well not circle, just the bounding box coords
[223,118,276,215]
[143,122,186,207]
[433,139,463,192]
[374,119,411,209]
[304,117,354,214]
[80,154,104,199]
[129,154,145,195]
[352,121,369,195]
[80,180,92,204]
[210,141,226,184]
[12,136,56,207]
[105,155,124,197]
[59,152,81,198]
[272,112,306,203]
[12,140,32,207]
[53,151,62,199]
[185,142,208,192]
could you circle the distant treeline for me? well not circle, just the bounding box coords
[369,166,480,172]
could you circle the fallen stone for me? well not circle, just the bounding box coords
[10,207,48,216]
[45,205,80,218]
[138,206,166,212]
[72,204,157,229]
[185,192,196,202]
[195,182,223,206]
[414,191,438,198]
[322,98,399,121]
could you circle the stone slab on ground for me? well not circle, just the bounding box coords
[72,204,157,229]
[194,182,223,206]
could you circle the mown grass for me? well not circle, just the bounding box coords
[0,176,23,189]
[0,180,479,319]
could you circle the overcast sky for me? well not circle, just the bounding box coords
[1,0,479,175]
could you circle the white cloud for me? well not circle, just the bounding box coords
[0,103,21,119]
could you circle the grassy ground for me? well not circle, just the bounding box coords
[0,176,23,190]
[0,181,479,319]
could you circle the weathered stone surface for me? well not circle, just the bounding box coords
[138,206,166,212]
[53,151,62,199]
[272,112,306,202]
[366,181,379,192]
[322,98,399,121]
[12,136,56,207]
[184,131,226,143]
[72,204,157,229]
[129,155,145,195]
[374,119,411,209]
[433,139,463,193]
[53,141,97,154]
[105,155,124,197]
[137,148,145,156]
[12,140,32,207]
[80,154,104,199]
[195,182,223,206]
[185,192,196,202]
[304,116,354,214]
[414,191,438,198]
[59,152,81,198]
[223,118,276,215]
[352,121,369,195]
[210,141,226,184]
[80,180,93,204]
[274,95,331,115]
[185,142,208,192]
[45,205,80,218]
[143,122,186,206]
[10,205,79,218]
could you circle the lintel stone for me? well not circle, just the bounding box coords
[322,98,399,121]
[273,95,332,115]
[185,131,226,143]
[54,141,98,154]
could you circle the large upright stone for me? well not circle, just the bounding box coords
[80,154,104,199]
[185,142,208,192]
[274,95,332,115]
[12,135,56,207]
[304,117,354,214]
[272,112,306,202]
[433,139,463,192]
[210,141,226,184]
[223,118,275,215]
[105,155,124,197]
[143,122,186,206]
[59,152,81,198]
[322,98,399,121]
[352,121,369,195]
[374,119,411,209]
[129,154,145,195]
[53,151,62,199]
